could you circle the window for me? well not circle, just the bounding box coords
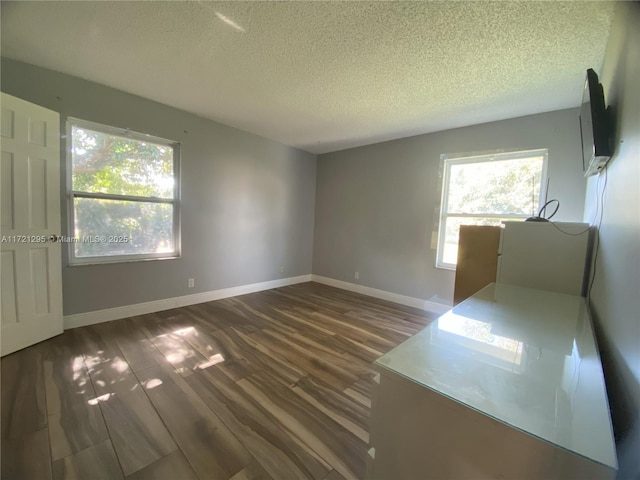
[68,118,180,264]
[436,149,547,269]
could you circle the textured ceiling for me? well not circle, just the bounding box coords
[1,1,615,154]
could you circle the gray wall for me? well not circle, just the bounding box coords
[584,3,640,478]
[1,58,317,316]
[313,108,587,307]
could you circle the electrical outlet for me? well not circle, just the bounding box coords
[280,265,284,273]
[188,278,195,288]
[355,271,359,280]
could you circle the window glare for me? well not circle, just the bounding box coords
[73,198,174,258]
[68,118,179,264]
[448,157,544,216]
[71,126,174,199]
[437,151,547,269]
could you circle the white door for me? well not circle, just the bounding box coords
[1,93,63,356]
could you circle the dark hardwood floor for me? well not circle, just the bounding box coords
[1,282,436,480]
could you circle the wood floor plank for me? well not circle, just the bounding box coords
[346,376,376,403]
[271,307,337,337]
[228,459,274,480]
[1,344,47,440]
[342,386,372,409]
[309,311,398,352]
[183,303,263,338]
[321,332,384,364]
[52,440,123,480]
[230,327,307,385]
[139,313,211,377]
[238,371,368,480]
[125,451,198,480]
[267,287,356,316]
[228,294,299,337]
[74,323,178,475]
[187,300,259,332]
[193,326,262,381]
[291,282,433,321]
[322,470,348,480]
[100,317,166,373]
[279,284,435,336]
[1,427,52,480]
[77,325,140,397]
[135,363,252,479]
[160,317,230,370]
[43,330,110,461]
[186,367,331,480]
[291,376,370,443]
[47,400,109,461]
[249,329,359,390]
[342,311,416,344]
[43,330,98,412]
[269,329,378,390]
[98,387,178,476]
[284,330,377,377]
[1,282,436,480]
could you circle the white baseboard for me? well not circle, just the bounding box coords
[64,273,451,330]
[310,275,451,316]
[63,274,312,330]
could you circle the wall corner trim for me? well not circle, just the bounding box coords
[310,275,452,315]
[63,274,312,329]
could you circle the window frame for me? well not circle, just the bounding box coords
[436,149,548,270]
[66,117,181,265]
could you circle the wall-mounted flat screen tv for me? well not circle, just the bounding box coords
[579,68,612,177]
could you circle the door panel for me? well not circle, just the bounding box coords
[1,250,18,325]
[30,247,51,315]
[1,151,15,229]
[28,156,49,229]
[1,92,62,356]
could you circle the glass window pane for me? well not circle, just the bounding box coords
[441,216,507,265]
[73,198,174,258]
[447,156,544,215]
[71,126,174,198]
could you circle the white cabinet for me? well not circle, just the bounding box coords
[497,221,591,296]
[367,284,617,480]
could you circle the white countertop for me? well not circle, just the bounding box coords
[375,283,617,469]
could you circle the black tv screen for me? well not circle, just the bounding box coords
[579,69,611,177]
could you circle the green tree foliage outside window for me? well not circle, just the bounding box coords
[437,150,547,268]
[69,120,178,261]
